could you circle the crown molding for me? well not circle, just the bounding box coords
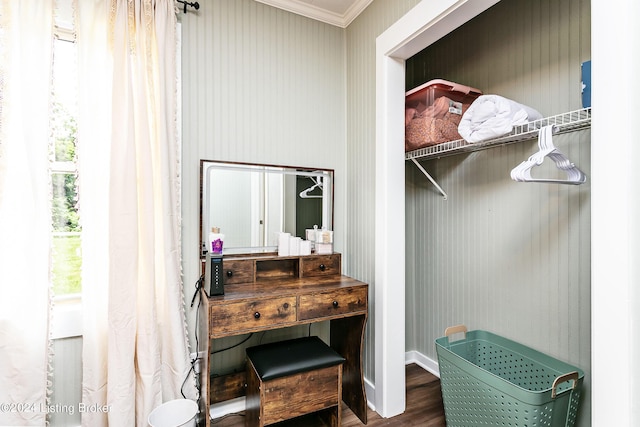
[254,0,373,28]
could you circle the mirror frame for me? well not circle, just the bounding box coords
[199,159,334,257]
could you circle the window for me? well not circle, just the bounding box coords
[50,3,82,338]
[51,35,80,299]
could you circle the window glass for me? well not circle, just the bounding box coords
[50,33,81,298]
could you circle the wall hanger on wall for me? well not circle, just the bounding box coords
[510,125,587,185]
[176,0,199,14]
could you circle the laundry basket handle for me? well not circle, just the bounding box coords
[444,325,467,342]
[551,371,579,399]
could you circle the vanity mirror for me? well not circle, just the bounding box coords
[200,160,334,256]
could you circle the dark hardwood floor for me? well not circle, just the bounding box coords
[211,364,446,427]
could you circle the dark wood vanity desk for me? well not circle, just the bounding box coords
[196,252,368,427]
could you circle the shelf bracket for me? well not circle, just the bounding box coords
[410,158,448,200]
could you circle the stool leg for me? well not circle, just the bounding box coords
[245,360,262,427]
[317,365,342,427]
[336,365,342,427]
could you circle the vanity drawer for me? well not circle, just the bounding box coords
[210,297,296,336]
[223,259,254,285]
[300,254,341,277]
[298,287,367,321]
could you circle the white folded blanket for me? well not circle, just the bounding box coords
[458,95,543,143]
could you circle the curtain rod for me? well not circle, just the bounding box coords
[176,0,199,14]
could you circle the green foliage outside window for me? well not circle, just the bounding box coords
[52,234,81,295]
[50,101,82,296]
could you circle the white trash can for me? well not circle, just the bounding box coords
[148,399,198,427]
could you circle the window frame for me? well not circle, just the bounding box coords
[50,17,82,340]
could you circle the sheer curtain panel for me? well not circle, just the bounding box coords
[76,1,193,426]
[0,1,55,426]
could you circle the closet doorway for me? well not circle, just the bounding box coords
[376,1,638,426]
[374,0,501,418]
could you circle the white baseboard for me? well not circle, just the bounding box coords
[365,351,439,413]
[364,376,376,411]
[208,351,438,419]
[405,350,440,378]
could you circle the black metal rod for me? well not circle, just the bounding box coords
[177,0,199,14]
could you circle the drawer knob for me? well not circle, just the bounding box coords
[226,270,233,277]
[332,300,339,308]
[254,312,261,319]
[319,264,326,271]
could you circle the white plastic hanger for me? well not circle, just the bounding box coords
[510,125,586,184]
[299,177,323,198]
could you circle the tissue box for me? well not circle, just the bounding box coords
[316,243,333,255]
[405,79,482,151]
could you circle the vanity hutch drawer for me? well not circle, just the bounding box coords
[300,254,341,277]
[223,259,254,285]
[210,297,297,336]
[298,287,368,321]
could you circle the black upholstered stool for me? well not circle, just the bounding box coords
[245,336,346,427]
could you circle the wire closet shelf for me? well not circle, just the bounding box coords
[405,107,591,162]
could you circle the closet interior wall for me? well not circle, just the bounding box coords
[405,0,591,425]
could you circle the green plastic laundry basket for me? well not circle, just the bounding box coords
[435,325,584,427]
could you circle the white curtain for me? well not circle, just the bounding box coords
[0,2,192,426]
[77,1,193,426]
[0,1,54,426]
